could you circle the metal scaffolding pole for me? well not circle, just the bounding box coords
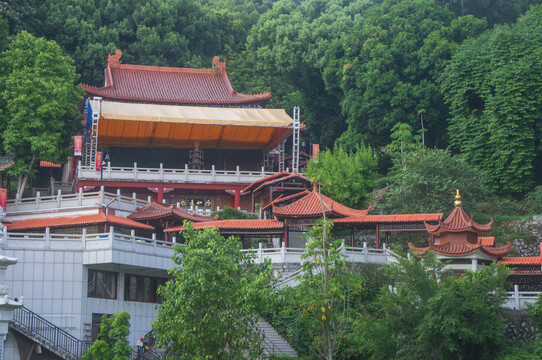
[291,106,301,173]
[278,141,285,172]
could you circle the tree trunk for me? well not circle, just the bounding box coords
[17,155,36,197]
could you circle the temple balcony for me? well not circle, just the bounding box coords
[6,190,148,220]
[77,161,278,186]
[0,228,390,267]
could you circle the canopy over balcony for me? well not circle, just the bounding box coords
[96,100,294,151]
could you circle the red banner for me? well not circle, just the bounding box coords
[0,188,6,211]
[96,151,102,172]
[312,144,320,159]
[74,136,82,156]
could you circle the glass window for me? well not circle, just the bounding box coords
[88,270,117,299]
[124,274,167,303]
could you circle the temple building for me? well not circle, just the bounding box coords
[75,51,303,211]
[409,190,511,272]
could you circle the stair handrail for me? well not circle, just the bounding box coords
[11,306,92,358]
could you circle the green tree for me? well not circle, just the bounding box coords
[305,144,377,209]
[361,252,509,359]
[386,122,422,170]
[82,311,131,360]
[0,31,82,196]
[440,4,542,194]
[323,0,487,148]
[299,220,361,359]
[153,222,274,359]
[378,148,487,214]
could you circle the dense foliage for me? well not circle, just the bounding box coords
[379,148,488,214]
[153,222,273,359]
[440,4,542,195]
[360,253,510,359]
[2,0,542,197]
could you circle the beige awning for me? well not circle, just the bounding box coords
[97,101,293,150]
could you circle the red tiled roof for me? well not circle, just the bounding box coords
[425,206,493,235]
[243,171,291,192]
[81,51,270,105]
[272,189,368,218]
[5,213,154,231]
[253,173,312,193]
[479,237,494,246]
[0,162,13,171]
[408,239,511,258]
[164,219,284,233]
[334,213,443,224]
[128,202,216,222]
[40,161,61,168]
[499,256,541,265]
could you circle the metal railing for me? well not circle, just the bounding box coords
[11,306,92,358]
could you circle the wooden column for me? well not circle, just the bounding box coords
[157,187,164,203]
[375,225,380,249]
[234,189,241,209]
[283,219,289,248]
[350,227,354,247]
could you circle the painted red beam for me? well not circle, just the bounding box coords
[77,180,249,191]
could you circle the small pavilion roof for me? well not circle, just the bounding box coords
[164,219,284,233]
[81,51,270,106]
[334,213,443,224]
[128,202,216,222]
[261,191,310,212]
[40,161,61,168]
[5,213,154,231]
[243,171,292,193]
[410,191,509,259]
[409,240,511,258]
[252,173,312,193]
[425,206,493,235]
[272,189,368,218]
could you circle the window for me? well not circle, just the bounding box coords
[124,274,167,303]
[88,270,117,299]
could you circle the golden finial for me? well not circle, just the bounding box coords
[454,189,463,207]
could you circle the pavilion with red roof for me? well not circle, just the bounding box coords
[76,50,301,210]
[127,202,215,240]
[409,190,511,272]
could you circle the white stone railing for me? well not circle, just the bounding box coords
[1,227,179,259]
[6,190,149,215]
[241,242,390,265]
[78,161,277,185]
[505,285,541,310]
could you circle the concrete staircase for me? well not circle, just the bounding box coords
[256,317,298,358]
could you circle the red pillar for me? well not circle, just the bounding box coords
[234,189,240,209]
[157,187,164,203]
[375,225,380,249]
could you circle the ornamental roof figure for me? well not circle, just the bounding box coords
[409,190,511,259]
[80,50,271,107]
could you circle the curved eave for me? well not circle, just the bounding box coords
[80,84,271,105]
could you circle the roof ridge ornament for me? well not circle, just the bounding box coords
[454,189,462,207]
[212,56,226,74]
[108,50,122,66]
